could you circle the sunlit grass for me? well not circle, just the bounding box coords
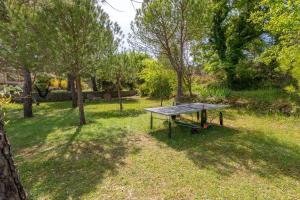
[5,97,300,199]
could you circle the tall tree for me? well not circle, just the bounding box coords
[39,0,116,125]
[131,0,209,103]
[106,51,136,111]
[208,0,263,88]
[0,0,43,118]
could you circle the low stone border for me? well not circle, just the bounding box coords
[13,90,137,103]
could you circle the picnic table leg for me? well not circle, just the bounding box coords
[150,112,153,129]
[219,112,223,126]
[168,116,172,138]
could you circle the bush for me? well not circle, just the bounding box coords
[138,84,150,97]
[35,73,51,90]
[139,59,176,102]
[0,85,22,96]
[193,85,231,102]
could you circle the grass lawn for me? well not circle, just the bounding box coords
[5,97,300,199]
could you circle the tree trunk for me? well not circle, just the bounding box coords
[188,82,193,97]
[91,76,98,92]
[0,121,27,200]
[76,76,86,125]
[117,79,123,111]
[67,74,72,91]
[176,69,183,104]
[22,66,33,118]
[70,74,77,108]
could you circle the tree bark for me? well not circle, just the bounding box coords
[67,74,72,91]
[184,73,193,97]
[91,76,97,92]
[22,66,33,118]
[0,121,27,200]
[70,74,77,108]
[188,82,193,97]
[76,76,86,125]
[117,79,123,112]
[176,69,183,104]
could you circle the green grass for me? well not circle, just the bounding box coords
[5,97,300,199]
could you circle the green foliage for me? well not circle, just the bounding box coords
[0,0,44,72]
[197,0,266,88]
[105,51,137,86]
[34,73,51,90]
[0,85,22,96]
[0,84,20,121]
[193,85,231,101]
[139,59,175,102]
[230,88,300,115]
[131,0,210,100]
[251,0,300,94]
[37,0,116,76]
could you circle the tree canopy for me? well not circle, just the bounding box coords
[131,0,209,102]
[251,0,300,93]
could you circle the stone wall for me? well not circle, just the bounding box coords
[13,90,137,103]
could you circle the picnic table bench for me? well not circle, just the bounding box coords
[145,103,228,138]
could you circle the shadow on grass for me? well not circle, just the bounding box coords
[150,125,300,180]
[20,126,140,200]
[6,108,78,151]
[85,97,139,105]
[88,109,146,119]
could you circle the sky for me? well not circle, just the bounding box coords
[102,0,142,48]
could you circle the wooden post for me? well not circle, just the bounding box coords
[197,112,200,121]
[219,112,223,126]
[168,117,172,138]
[150,112,153,129]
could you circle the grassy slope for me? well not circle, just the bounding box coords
[5,97,300,200]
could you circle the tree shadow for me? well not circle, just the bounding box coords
[85,97,139,106]
[88,109,146,119]
[150,125,300,180]
[6,108,78,152]
[19,126,141,200]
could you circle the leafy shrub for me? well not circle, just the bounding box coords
[50,79,61,89]
[193,85,231,102]
[35,73,52,90]
[139,59,176,103]
[0,85,22,96]
[138,84,150,97]
[49,78,69,90]
[60,80,68,90]
[229,88,300,115]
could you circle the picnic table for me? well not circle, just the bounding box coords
[145,103,228,138]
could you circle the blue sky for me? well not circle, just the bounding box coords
[102,0,142,47]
